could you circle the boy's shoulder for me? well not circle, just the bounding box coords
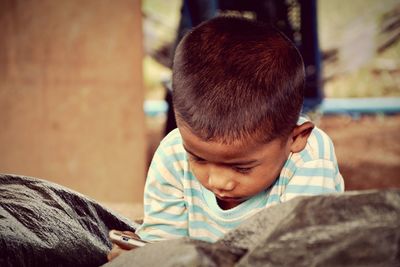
[157,128,186,158]
[160,128,183,146]
[299,124,336,163]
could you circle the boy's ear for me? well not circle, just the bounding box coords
[289,121,315,153]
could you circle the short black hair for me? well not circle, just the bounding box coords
[172,16,305,144]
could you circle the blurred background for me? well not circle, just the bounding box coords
[0,0,399,219]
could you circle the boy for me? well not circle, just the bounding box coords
[108,15,344,260]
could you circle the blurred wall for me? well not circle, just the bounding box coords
[0,0,145,203]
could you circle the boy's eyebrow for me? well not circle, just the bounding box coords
[182,145,204,160]
[182,145,259,166]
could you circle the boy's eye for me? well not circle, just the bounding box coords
[189,155,206,163]
[233,166,253,174]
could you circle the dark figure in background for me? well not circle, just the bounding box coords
[165,0,322,135]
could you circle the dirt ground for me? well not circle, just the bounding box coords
[146,114,400,192]
[318,114,400,191]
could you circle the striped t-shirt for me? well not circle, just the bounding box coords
[135,121,344,243]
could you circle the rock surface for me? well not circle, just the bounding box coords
[0,174,136,267]
[106,238,245,267]
[104,190,400,267]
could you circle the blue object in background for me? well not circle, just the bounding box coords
[143,100,169,117]
[320,98,400,115]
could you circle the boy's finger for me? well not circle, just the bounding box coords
[112,238,136,250]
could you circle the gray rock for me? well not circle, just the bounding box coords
[228,190,400,267]
[105,238,244,267]
[103,190,400,267]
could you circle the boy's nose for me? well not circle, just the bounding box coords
[208,171,235,192]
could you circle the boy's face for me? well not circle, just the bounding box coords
[179,125,292,210]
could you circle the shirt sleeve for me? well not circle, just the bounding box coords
[280,158,345,202]
[135,139,188,242]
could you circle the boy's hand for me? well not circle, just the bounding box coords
[107,230,140,261]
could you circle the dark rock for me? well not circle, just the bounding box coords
[0,174,136,267]
[103,190,400,267]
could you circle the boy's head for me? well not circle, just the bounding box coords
[172,16,305,144]
[172,16,314,209]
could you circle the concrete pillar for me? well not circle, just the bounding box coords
[0,0,145,203]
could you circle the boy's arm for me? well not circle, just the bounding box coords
[135,140,189,242]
